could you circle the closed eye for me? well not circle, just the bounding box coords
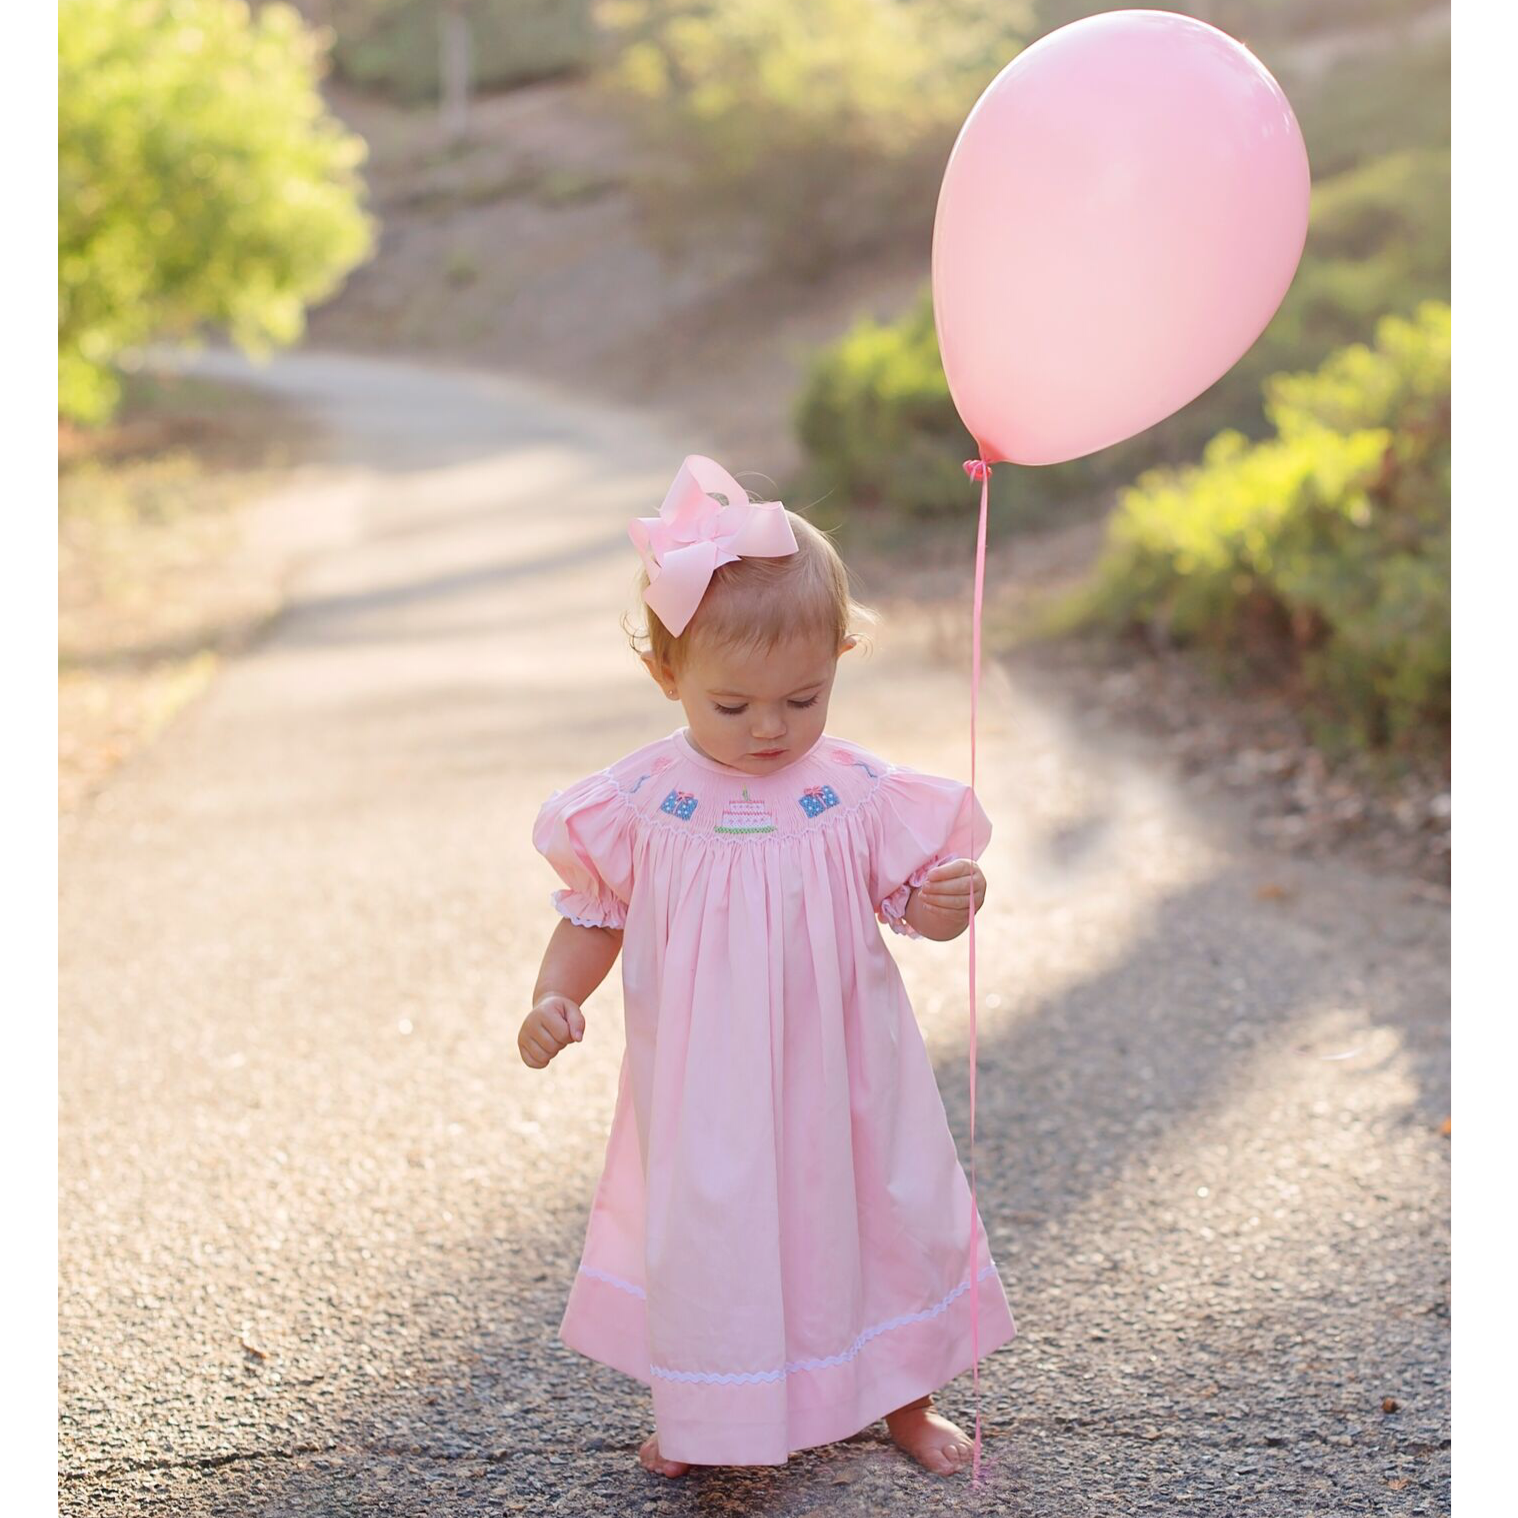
[712,694,820,716]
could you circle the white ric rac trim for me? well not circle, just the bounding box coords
[608,1263,1000,1385]
[578,1264,646,1300]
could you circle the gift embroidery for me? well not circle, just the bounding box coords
[660,788,699,821]
[715,787,776,836]
[798,784,840,818]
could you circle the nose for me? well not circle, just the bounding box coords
[752,709,787,742]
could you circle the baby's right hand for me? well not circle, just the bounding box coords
[518,995,586,1068]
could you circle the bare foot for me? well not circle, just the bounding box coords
[885,1394,975,1475]
[638,1432,691,1478]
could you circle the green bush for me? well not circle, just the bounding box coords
[1287,32,1450,179]
[59,0,373,424]
[1205,146,1448,436]
[313,0,597,102]
[794,294,968,519]
[603,0,1030,278]
[1069,303,1449,750]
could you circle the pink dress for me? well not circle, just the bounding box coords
[532,725,1015,1465]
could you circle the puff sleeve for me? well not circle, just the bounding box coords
[867,767,992,939]
[531,772,635,930]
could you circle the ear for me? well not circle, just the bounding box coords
[641,652,680,699]
[838,634,860,657]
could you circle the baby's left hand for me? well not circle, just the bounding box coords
[910,859,987,937]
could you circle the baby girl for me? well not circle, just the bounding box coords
[521,455,1014,1476]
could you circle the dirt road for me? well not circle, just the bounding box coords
[59,349,1450,1515]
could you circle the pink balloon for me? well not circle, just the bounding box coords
[931,9,1310,467]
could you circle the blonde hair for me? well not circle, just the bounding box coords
[625,509,876,673]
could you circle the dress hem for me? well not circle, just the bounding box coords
[558,1259,1016,1466]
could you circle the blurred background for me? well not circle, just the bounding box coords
[59,0,1449,867]
[58,6,1451,1514]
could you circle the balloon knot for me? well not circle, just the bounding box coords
[963,458,992,483]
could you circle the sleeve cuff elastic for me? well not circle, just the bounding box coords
[877,882,922,938]
[551,888,627,931]
[876,856,950,940]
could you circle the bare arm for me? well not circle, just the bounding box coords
[902,859,987,942]
[533,916,623,1006]
[519,918,623,1068]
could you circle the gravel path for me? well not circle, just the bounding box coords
[59,349,1450,1516]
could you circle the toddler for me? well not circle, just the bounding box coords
[521,455,1015,1476]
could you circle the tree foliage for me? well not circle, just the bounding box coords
[304,1,598,102]
[59,0,373,423]
[602,0,1031,276]
[1070,303,1450,750]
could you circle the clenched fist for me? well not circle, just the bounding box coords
[519,995,586,1068]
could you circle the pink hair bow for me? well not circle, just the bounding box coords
[629,455,798,636]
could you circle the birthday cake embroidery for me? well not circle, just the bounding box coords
[714,787,777,836]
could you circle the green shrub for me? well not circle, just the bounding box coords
[603,0,1030,278]
[794,294,967,519]
[313,1,597,102]
[1070,303,1449,750]
[59,0,373,424]
[1206,148,1449,442]
[1287,32,1449,178]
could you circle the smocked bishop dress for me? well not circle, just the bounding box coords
[532,726,1015,1465]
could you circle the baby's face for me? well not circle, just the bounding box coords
[656,632,856,777]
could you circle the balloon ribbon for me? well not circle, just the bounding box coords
[961,454,991,1482]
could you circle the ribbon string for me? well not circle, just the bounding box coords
[963,454,991,1482]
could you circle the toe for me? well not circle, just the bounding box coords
[939,1439,973,1472]
[640,1440,690,1479]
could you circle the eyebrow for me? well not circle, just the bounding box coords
[708,680,827,698]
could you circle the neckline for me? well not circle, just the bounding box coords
[672,727,829,777]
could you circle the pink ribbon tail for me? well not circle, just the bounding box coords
[966,454,990,1484]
